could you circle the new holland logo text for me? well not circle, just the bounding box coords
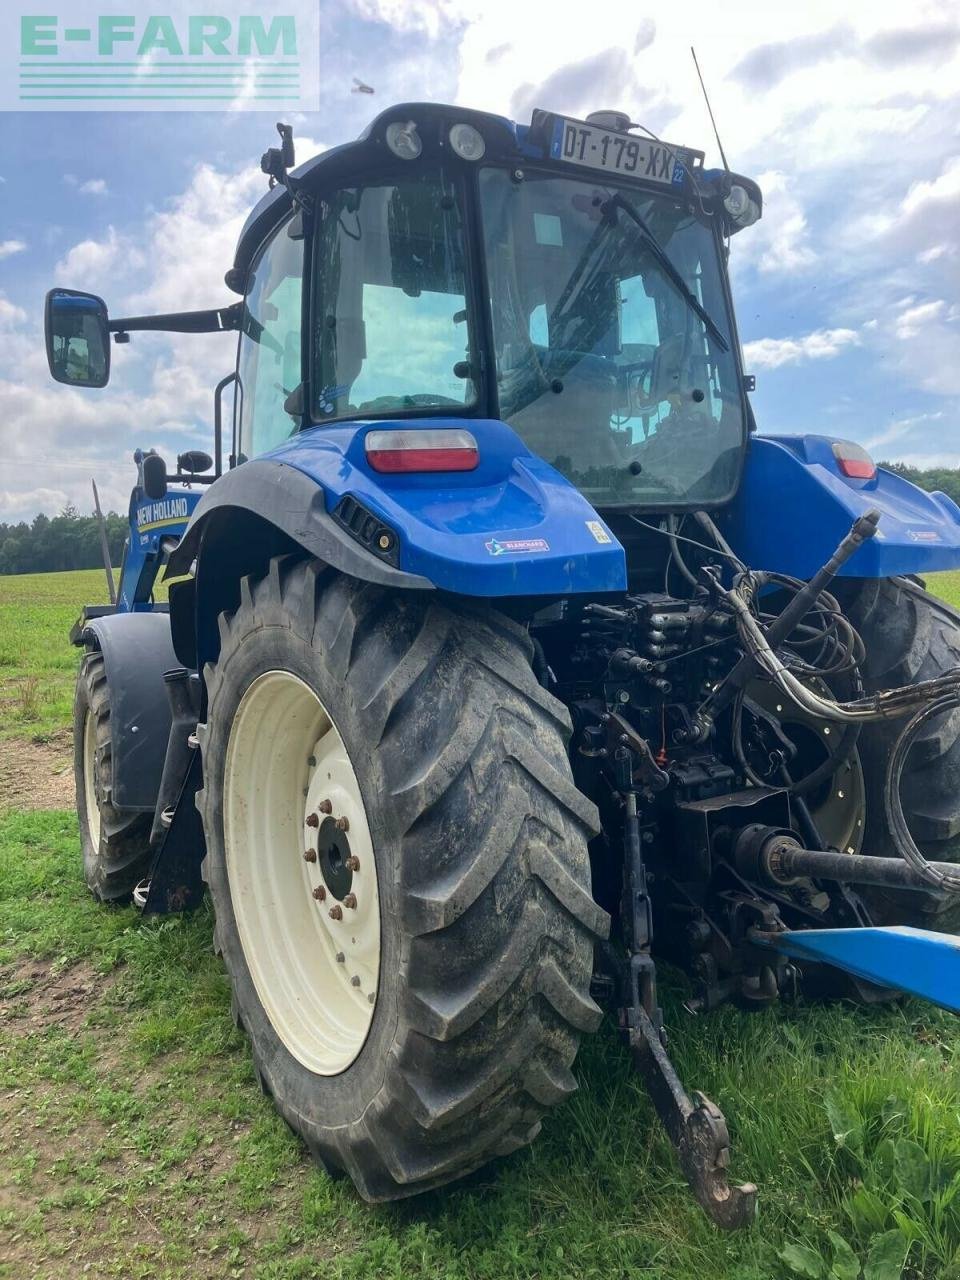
[137,497,189,530]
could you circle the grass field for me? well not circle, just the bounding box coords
[3,568,960,1278]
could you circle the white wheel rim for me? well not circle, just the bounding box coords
[82,708,101,850]
[223,671,381,1075]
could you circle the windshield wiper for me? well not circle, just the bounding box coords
[605,194,729,353]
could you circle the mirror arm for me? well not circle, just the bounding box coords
[108,302,242,337]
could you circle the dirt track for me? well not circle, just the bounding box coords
[0,732,74,811]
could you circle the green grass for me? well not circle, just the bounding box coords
[0,567,170,742]
[928,571,960,610]
[3,809,960,1278]
[2,566,960,1277]
[0,568,116,742]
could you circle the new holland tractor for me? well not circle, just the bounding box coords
[45,104,960,1227]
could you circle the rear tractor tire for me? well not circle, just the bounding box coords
[74,651,153,901]
[197,557,609,1201]
[842,576,960,930]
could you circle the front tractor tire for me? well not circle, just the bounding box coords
[198,558,608,1201]
[844,576,960,930]
[74,651,153,901]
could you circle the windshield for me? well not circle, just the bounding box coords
[478,168,745,507]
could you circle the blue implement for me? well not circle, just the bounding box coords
[756,926,960,1013]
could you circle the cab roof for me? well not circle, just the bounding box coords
[230,101,759,288]
[233,102,523,277]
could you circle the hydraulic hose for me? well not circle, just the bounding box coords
[884,693,960,894]
[694,511,882,734]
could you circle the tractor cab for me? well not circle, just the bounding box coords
[230,103,761,512]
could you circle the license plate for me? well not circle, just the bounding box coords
[547,115,686,185]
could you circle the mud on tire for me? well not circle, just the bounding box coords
[842,575,960,929]
[74,650,153,901]
[197,557,610,1201]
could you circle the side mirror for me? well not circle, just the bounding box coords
[142,452,168,500]
[45,288,111,388]
[177,450,213,475]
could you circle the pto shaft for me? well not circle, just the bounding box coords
[735,827,957,894]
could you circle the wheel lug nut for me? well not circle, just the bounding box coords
[345,855,360,872]
[318,799,333,815]
[351,975,361,988]
[328,904,343,921]
[312,885,326,901]
[303,849,317,863]
[343,893,357,910]
[335,951,345,964]
[305,813,319,829]
[335,816,349,832]
[368,991,375,1004]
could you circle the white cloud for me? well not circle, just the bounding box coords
[734,169,817,275]
[345,0,466,40]
[0,486,72,522]
[895,298,949,339]
[865,411,945,455]
[918,243,953,264]
[0,295,26,328]
[743,327,861,370]
[55,227,144,289]
[901,156,960,219]
[884,295,960,396]
[65,174,108,195]
[0,140,326,521]
[0,239,26,259]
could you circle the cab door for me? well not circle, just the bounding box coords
[235,218,305,462]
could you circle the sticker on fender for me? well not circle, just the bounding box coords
[586,521,612,544]
[485,537,550,556]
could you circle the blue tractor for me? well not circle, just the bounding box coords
[45,105,960,1227]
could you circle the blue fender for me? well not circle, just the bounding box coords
[172,418,627,599]
[719,435,960,579]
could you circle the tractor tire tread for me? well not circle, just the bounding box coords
[198,557,609,1201]
[841,576,960,927]
[74,650,153,901]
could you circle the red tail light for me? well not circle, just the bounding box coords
[831,440,876,480]
[365,428,479,473]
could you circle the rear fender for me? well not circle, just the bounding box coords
[165,422,627,671]
[164,459,435,671]
[81,612,179,812]
[720,435,960,578]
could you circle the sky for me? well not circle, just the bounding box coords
[0,0,958,522]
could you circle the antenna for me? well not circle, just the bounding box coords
[690,46,730,172]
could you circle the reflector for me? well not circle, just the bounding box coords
[831,440,876,480]
[365,428,479,473]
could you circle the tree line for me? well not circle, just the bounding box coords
[0,505,128,577]
[1,461,959,576]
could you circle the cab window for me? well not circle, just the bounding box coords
[312,173,477,420]
[237,221,304,460]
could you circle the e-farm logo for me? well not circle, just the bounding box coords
[4,2,319,111]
